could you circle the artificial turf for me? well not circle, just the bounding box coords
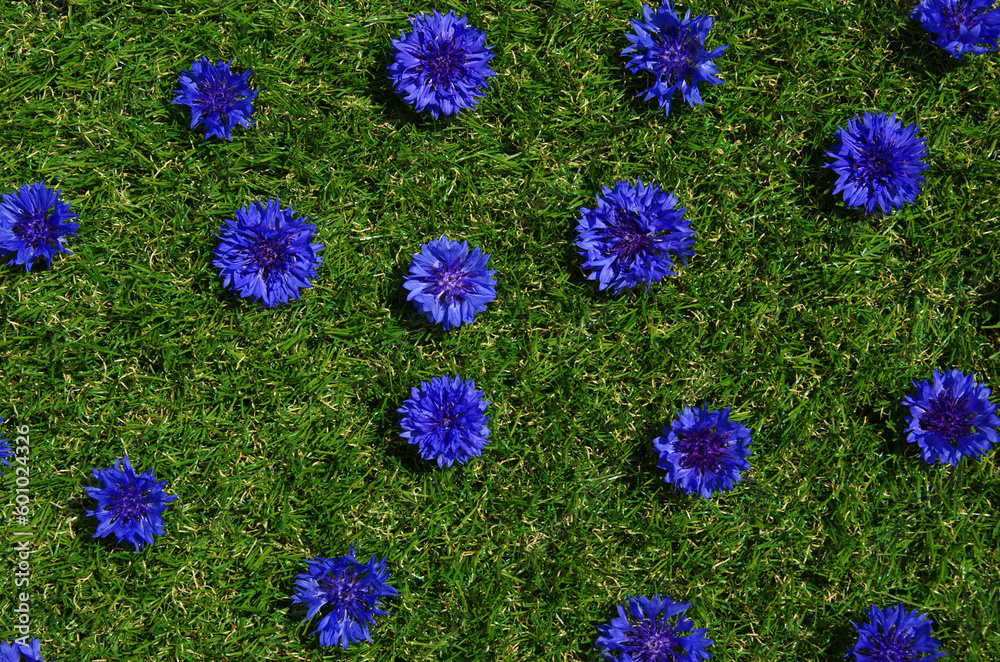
[1,0,999,659]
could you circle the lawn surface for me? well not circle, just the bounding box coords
[1,0,999,659]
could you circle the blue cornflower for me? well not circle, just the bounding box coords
[388,10,497,119]
[0,639,44,662]
[291,548,397,649]
[621,1,729,117]
[849,603,944,661]
[212,198,324,308]
[0,417,11,468]
[901,368,999,465]
[403,236,497,330]
[653,405,752,499]
[84,455,178,552]
[596,594,713,662]
[575,179,694,296]
[0,182,78,271]
[912,0,1000,58]
[398,374,491,468]
[825,111,928,215]
[172,56,256,141]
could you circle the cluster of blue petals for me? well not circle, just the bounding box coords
[912,0,1000,58]
[398,374,491,468]
[575,179,694,296]
[403,235,497,330]
[388,10,497,119]
[825,111,928,215]
[0,417,11,468]
[653,405,753,499]
[596,594,713,662]
[621,0,728,116]
[0,639,44,662]
[291,549,398,650]
[84,456,178,552]
[849,603,944,662]
[901,368,999,465]
[212,198,324,308]
[0,182,78,271]
[172,56,257,141]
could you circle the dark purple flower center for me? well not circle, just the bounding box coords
[319,568,370,619]
[248,236,293,281]
[609,207,654,261]
[921,390,973,443]
[626,618,684,662]
[12,207,58,248]
[421,39,468,90]
[852,135,900,185]
[939,1,984,34]
[652,31,697,84]
[110,483,150,525]
[676,427,729,473]
[197,77,240,117]
[436,402,456,427]
[862,627,920,662]
[427,264,474,306]
[431,398,476,432]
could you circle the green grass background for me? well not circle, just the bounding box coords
[1,0,999,659]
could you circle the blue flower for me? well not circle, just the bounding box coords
[653,405,752,499]
[901,368,999,465]
[172,56,256,141]
[621,1,729,117]
[0,639,44,662]
[0,417,11,468]
[825,111,929,215]
[575,179,694,296]
[0,182,78,271]
[596,594,713,662]
[84,456,178,552]
[849,603,944,661]
[398,374,491,468]
[212,198,324,308]
[291,548,397,649]
[911,0,1000,58]
[388,10,497,119]
[403,236,497,330]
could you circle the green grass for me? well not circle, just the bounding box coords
[1,0,999,659]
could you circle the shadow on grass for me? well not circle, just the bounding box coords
[891,21,967,84]
[820,619,857,661]
[975,278,1000,329]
